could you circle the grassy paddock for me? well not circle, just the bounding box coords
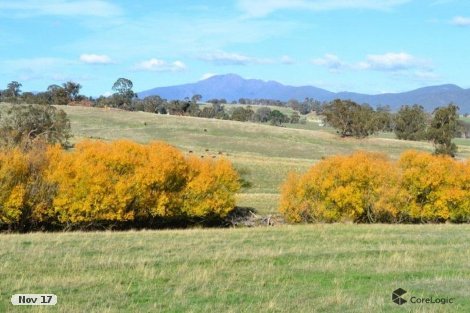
[1,225,469,312]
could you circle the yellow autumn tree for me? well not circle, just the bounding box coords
[0,142,55,228]
[398,150,470,222]
[280,151,401,223]
[279,172,306,223]
[455,160,470,222]
[45,140,240,225]
[0,148,29,224]
[280,150,470,224]
[182,157,240,218]
[132,141,189,219]
[280,151,412,223]
[46,140,185,223]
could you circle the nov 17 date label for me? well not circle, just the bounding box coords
[11,294,57,306]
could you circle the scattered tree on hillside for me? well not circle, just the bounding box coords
[288,98,322,115]
[252,107,272,123]
[199,103,227,119]
[186,101,201,117]
[290,111,301,124]
[0,104,71,150]
[139,95,167,114]
[112,78,136,108]
[457,120,470,138]
[428,103,460,157]
[322,99,378,138]
[231,107,254,122]
[375,105,393,132]
[207,98,227,105]
[394,104,429,140]
[62,81,82,102]
[47,85,69,106]
[0,81,23,103]
[191,94,202,103]
[167,100,191,115]
[6,81,22,98]
[269,110,289,126]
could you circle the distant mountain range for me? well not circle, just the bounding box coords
[138,74,470,111]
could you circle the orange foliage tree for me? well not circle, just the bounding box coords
[0,143,54,229]
[280,150,470,223]
[280,152,403,223]
[0,148,29,224]
[45,140,240,225]
[399,151,470,222]
[1,140,240,230]
[182,157,240,218]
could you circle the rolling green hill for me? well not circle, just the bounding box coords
[61,106,470,215]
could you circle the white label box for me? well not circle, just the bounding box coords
[11,294,57,306]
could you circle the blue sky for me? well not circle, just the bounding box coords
[1,0,469,96]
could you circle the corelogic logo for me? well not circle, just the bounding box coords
[391,288,455,306]
[392,288,407,305]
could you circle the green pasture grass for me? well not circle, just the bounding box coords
[60,106,470,215]
[1,224,469,312]
[62,106,455,160]
[236,193,280,214]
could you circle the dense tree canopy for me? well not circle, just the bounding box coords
[323,99,379,138]
[6,81,22,98]
[0,104,71,150]
[112,78,136,108]
[428,103,460,157]
[394,104,429,141]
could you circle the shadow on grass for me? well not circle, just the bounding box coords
[0,206,260,233]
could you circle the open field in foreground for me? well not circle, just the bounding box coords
[60,106,470,215]
[1,224,469,312]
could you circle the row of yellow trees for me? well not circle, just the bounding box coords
[2,140,469,229]
[0,140,240,230]
[280,151,470,223]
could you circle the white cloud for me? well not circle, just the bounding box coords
[0,0,121,18]
[313,52,434,81]
[451,16,470,26]
[200,73,217,80]
[280,55,295,64]
[411,70,439,81]
[2,57,71,71]
[356,52,430,71]
[200,51,253,65]
[133,58,186,72]
[199,50,274,65]
[313,53,346,71]
[79,54,112,64]
[237,0,410,17]
[390,70,441,83]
